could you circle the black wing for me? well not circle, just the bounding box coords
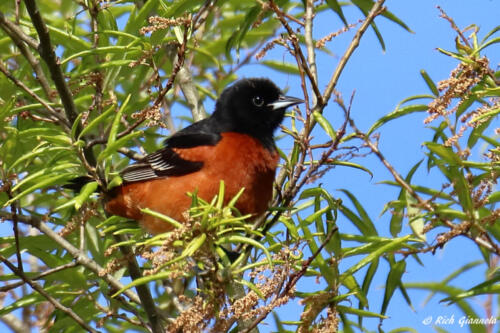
[120,130,221,183]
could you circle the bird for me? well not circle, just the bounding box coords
[104,78,303,234]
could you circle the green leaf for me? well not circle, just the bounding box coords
[300,215,338,287]
[141,208,183,229]
[361,259,379,299]
[325,160,373,178]
[434,207,468,221]
[182,233,207,257]
[367,104,428,136]
[225,5,260,59]
[220,235,273,268]
[340,235,410,279]
[449,167,473,214]
[74,181,98,210]
[471,105,500,123]
[261,60,300,75]
[479,25,500,45]
[339,204,372,236]
[420,69,439,96]
[468,117,495,148]
[442,274,500,304]
[338,189,377,236]
[381,260,406,315]
[300,187,338,209]
[71,112,83,140]
[4,173,75,207]
[381,181,453,200]
[377,4,412,33]
[0,293,43,316]
[77,59,135,74]
[337,305,388,319]
[97,130,143,163]
[472,36,500,55]
[60,45,141,65]
[11,163,79,193]
[161,0,205,17]
[124,0,159,36]
[436,47,471,63]
[341,274,368,308]
[487,191,500,204]
[406,191,426,241]
[7,145,67,172]
[425,142,463,166]
[112,270,174,298]
[78,104,116,140]
[350,0,387,50]
[313,111,337,140]
[237,279,265,299]
[325,0,348,26]
[108,94,132,146]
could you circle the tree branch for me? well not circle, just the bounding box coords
[322,0,386,106]
[304,0,317,99]
[240,226,339,333]
[0,62,69,130]
[114,234,165,333]
[0,262,78,293]
[23,0,79,126]
[0,11,39,49]
[178,66,206,122]
[0,255,99,333]
[0,211,141,304]
[0,314,30,333]
[0,13,52,99]
[153,25,189,107]
[268,0,322,107]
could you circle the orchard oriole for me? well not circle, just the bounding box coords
[104,78,302,234]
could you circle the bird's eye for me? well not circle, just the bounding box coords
[252,96,264,107]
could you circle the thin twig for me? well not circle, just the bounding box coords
[0,211,141,304]
[0,62,69,129]
[0,17,52,99]
[350,117,500,256]
[241,226,339,333]
[283,11,304,27]
[352,124,440,219]
[23,0,79,126]
[0,11,39,49]
[268,0,322,106]
[153,25,189,107]
[281,225,338,297]
[114,234,164,333]
[437,6,471,49]
[118,147,144,161]
[304,0,317,91]
[0,313,30,333]
[0,255,99,333]
[323,0,386,106]
[178,66,206,122]
[0,262,78,292]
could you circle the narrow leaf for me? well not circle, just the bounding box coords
[381,260,406,315]
[340,236,410,279]
[420,70,439,96]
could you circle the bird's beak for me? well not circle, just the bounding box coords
[268,95,304,110]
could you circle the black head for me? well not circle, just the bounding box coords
[212,78,303,148]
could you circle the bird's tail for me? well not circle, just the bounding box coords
[63,176,96,192]
[64,176,119,200]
